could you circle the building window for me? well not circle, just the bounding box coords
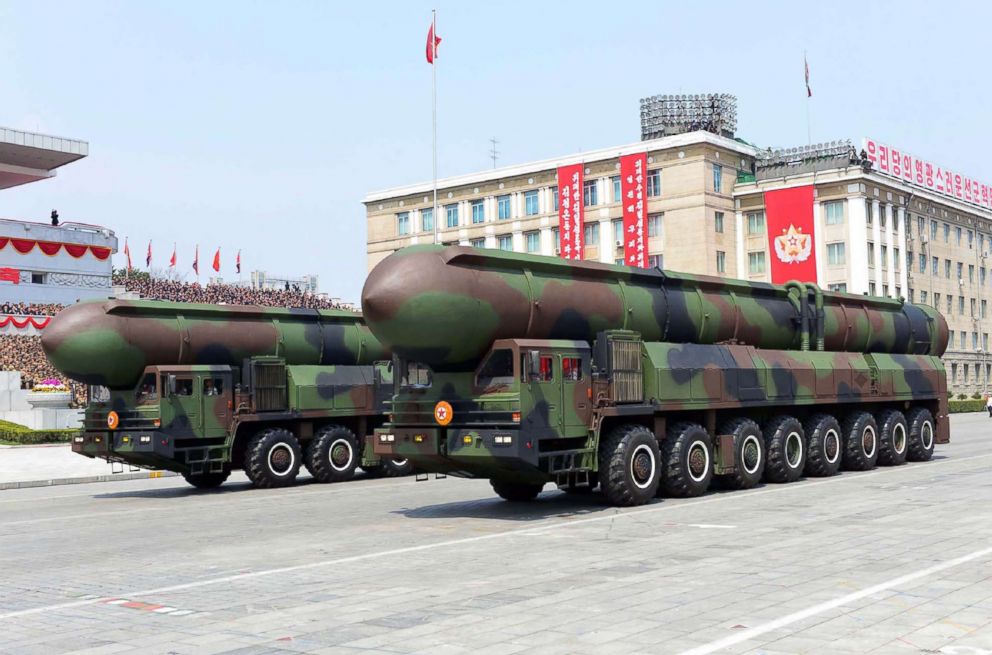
[934,292,940,309]
[648,254,663,268]
[969,264,975,284]
[525,190,539,216]
[894,248,900,271]
[920,290,928,305]
[714,211,724,233]
[919,254,926,273]
[471,200,485,224]
[893,212,899,232]
[552,187,559,212]
[908,289,914,303]
[716,250,726,273]
[880,245,888,269]
[497,234,512,251]
[647,169,661,197]
[712,164,723,193]
[583,179,598,207]
[943,222,950,243]
[470,238,485,248]
[930,219,937,240]
[879,206,886,228]
[945,259,952,279]
[968,230,974,247]
[584,222,600,246]
[612,219,623,246]
[551,227,559,250]
[983,267,988,286]
[828,283,848,292]
[525,231,540,253]
[956,226,962,246]
[397,211,410,236]
[932,256,939,275]
[748,251,766,274]
[883,284,889,297]
[866,201,873,226]
[824,201,844,225]
[959,296,965,315]
[983,299,988,319]
[612,176,621,203]
[918,216,924,235]
[869,282,877,296]
[947,295,953,314]
[648,213,663,239]
[867,242,875,267]
[421,208,433,233]
[827,242,846,265]
[971,298,977,318]
[957,262,964,281]
[446,204,459,228]
[497,195,511,220]
[747,211,766,235]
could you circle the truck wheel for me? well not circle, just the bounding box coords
[906,407,935,462]
[762,415,806,483]
[182,468,230,489]
[599,424,660,506]
[305,425,360,483]
[378,457,413,477]
[876,409,909,466]
[842,412,879,471]
[659,422,712,498]
[803,414,842,477]
[491,479,543,502]
[717,418,764,490]
[245,428,302,488]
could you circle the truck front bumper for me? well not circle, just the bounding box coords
[73,431,177,470]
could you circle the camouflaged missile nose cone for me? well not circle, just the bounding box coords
[42,299,387,389]
[361,245,949,369]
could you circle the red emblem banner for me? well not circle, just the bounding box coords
[764,185,817,284]
[619,153,647,267]
[557,164,584,260]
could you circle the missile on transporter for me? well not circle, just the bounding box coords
[41,299,387,389]
[361,245,949,370]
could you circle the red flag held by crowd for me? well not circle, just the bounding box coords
[236,250,241,274]
[0,267,20,284]
[146,241,152,268]
[426,20,441,63]
[124,238,132,270]
[212,248,221,273]
[192,245,199,276]
[169,244,177,268]
[804,54,812,98]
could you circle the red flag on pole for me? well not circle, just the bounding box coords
[805,54,812,98]
[124,238,132,270]
[236,250,241,274]
[212,248,221,273]
[192,245,199,276]
[426,20,441,63]
[146,241,152,268]
[169,244,176,268]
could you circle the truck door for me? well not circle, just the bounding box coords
[164,375,200,436]
[522,352,560,434]
[560,352,591,437]
[201,374,231,438]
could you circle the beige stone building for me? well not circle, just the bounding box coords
[364,133,991,397]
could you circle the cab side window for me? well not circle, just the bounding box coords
[175,378,194,396]
[203,378,224,396]
[562,357,582,381]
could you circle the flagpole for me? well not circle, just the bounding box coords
[804,51,812,146]
[432,9,439,245]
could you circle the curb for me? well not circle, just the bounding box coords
[0,470,180,491]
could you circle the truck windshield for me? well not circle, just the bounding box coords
[135,373,158,405]
[89,385,110,403]
[476,349,515,390]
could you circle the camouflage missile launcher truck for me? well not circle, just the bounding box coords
[41,299,412,489]
[361,245,950,507]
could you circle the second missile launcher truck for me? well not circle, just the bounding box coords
[42,299,412,489]
[362,245,950,507]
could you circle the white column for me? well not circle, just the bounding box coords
[735,210,746,279]
[848,196,869,294]
[872,199,883,293]
[512,230,524,253]
[540,226,553,256]
[599,219,612,263]
[813,200,825,285]
[484,234,497,249]
[544,187,553,215]
[459,200,469,227]
[897,206,909,296]
[598,178,609,208]
[885,204,896,296]
[485,196,495,223]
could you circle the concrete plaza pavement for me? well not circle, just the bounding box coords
[0,413,991,654]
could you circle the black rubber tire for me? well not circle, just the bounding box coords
[762,415,806,483]
[906,407,936,462]
[244,427,303,488]
[598,423,660,506]
[876,409,909,466]
[659,422,713,498]
[803,414,843,477]
[717,418,764,490]
[491,479,544,502]
[378,457,414,477]
[305,425,360,483]
[182,468,230,489]
[842,412,879,471]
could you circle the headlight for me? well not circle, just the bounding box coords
[378,434,395,443]
[73,436,84,443]
[140,435,152,443]
[494,435,513,446]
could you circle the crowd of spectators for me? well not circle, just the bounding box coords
[112,273,345,310]
[0,335,87,406]
[0,302,65,316]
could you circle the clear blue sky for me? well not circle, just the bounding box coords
[1,0,987,302]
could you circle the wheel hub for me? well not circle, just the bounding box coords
[824,430,839,462]
[742,437,760,474]
[269,445,292,474]
[688,445,707,478]
[331,442,351,467]
[786,432,803,468]
[862,427,876,457]
[632,451,653,484]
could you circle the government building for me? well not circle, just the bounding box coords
[364,97,992,397]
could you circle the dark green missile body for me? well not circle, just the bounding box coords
[41,299,409,490]
[363,245,951,507]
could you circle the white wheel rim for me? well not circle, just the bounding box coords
[785,431,804,469]
[862,425,877,459]
[892,423,907,454]
[267,443,295,476]
[823,429,840,464]
[687,440,710,483]
[630,444,656,490]
[328,438,354,472]
[921,420,934,450]
[741,434,762,475]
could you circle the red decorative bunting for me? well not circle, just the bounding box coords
[0,315,52,329]
[0,237,111,260]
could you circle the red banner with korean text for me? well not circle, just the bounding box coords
[619,153,647,267]
[764,185,817,284]
[557,164,584,259]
